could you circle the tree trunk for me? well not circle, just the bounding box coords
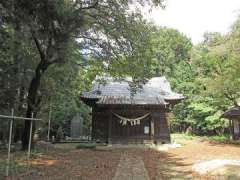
[14,85,26,143]
[21,61,49,150]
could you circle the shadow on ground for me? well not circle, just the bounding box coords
[210,165,240,179]
[7,148,122,180]
[127,149,194,180]
[4,141,240,180]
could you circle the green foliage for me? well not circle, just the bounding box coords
[188,101,215,115]
[76,143,96,149]
[171,17,240,137]
[206,134,231,143]
[0,0,165,145]
[151,27,192,76]
[171,133,231,144]
[1,0,239,141]
[56,126,64,142]
[205,112,229,135]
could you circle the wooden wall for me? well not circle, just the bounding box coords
[232,119,240,140]
[110,109,151,144]
[92,107,108,142]
[92,105,170,144]
[151,111,170,144]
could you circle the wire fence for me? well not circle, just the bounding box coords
[0,141,55,178]
[0,109,42,178]
[0,109,91,179]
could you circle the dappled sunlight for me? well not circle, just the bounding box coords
[31,159,58,166]
[2,139,240,179]
[210,165,240,177]
[142,149,194,179]
[152,143,182,152]
[16,157,58,167]
[192,159,240,175]
[1,2,240,180]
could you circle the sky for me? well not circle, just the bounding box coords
[143,0,240,44]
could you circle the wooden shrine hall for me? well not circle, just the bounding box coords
[222,105,240,140]
[81,76,184,144]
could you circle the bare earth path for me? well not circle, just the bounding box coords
[2,136,240,179]
[113,152,149,180]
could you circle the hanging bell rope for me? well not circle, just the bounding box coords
[113,112,150,126]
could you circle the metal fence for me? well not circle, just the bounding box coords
[0,109,42,177]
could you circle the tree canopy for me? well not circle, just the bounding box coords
[0,0,165,149]
[1,1,240,148]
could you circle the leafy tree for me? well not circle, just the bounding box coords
[56,126,64,142]
[0,0,165,149]
[171,17,240,136]
[151,27,192,77]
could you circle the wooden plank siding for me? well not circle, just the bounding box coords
[92,105,170,144]
[110,109,151,144]
[151,111,170,144]
[232,119,240,140]
[92,107,108,143]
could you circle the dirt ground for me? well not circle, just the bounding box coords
[2,136,240,180]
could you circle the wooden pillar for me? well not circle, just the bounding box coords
[91,107,95,141]
[151,110,170,144]
[47,104,52,142]
[150,115,154,141]
[108,110,112,144]
[233,119,240,140]
[229,119,233,140]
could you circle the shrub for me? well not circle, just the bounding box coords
[56,126,64,142]
[76,143,96,149]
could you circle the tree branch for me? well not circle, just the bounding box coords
[31,30,46,61]
[46,35,53,59]
[78,0,99,10]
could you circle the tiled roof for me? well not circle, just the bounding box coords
[222,106,240,119]
[81,76,184,105]
[97,96,167,105]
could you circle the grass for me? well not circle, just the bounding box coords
[52,142,98,150]
[171,133,201,145]
[171,133,240,145]
[53,143,80,150]
[76,143,96,149]
[203,135,230,143]
[1,137,240,179]
[0,145,30,178]
[210,165,240,178]
[0,143,61,178]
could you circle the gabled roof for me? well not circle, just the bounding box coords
[222,106,240,119]
[81,76,184,105]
